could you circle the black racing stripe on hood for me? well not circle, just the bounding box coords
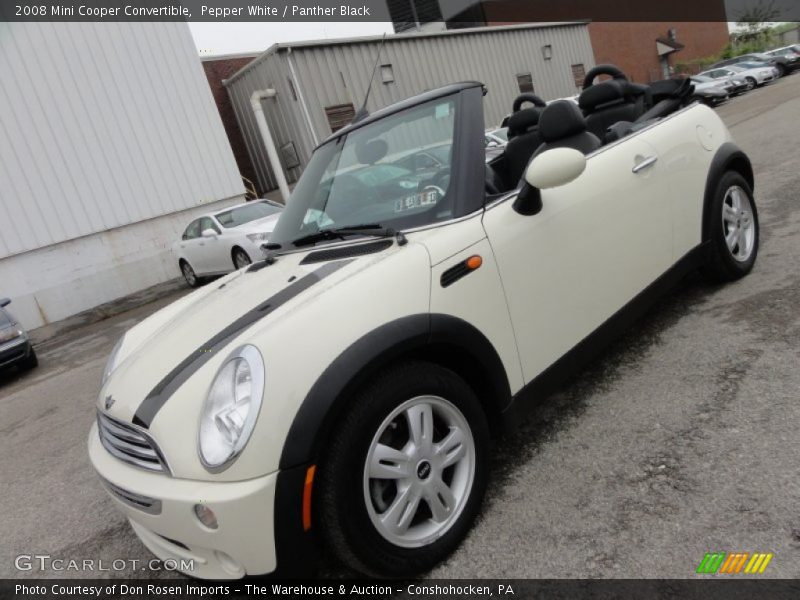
[132,260,352,429]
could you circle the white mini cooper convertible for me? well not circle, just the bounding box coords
[89,66,758,579]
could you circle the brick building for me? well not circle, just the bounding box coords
[200,53,260,194]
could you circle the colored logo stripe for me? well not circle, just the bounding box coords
[696,552,773,574]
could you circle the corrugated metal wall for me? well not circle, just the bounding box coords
[226,23,595,193]
[0,22,244,259]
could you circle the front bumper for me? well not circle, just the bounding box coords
[88,423,278,579]
[0,337,31,368]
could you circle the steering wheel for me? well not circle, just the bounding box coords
[512,93,547,113]
[582,64,629,90]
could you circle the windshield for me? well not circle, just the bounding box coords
[214,201,281,228]
[692,75,713,82]
[269,95,459,247]
[738,62,768,69]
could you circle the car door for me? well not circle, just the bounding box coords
[482,136,672,383]
[177,219,206,273]
[197,216,227,273]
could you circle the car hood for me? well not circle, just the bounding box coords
[99,239,426,428]
[228,213,281,234]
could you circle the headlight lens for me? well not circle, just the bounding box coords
[102,335,125,386]
[199,345,264,470]
[246,232,270,243]
[0,327,23,344]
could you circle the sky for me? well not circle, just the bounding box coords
[188,22,393,56]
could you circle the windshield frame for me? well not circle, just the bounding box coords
[268,84,485,250]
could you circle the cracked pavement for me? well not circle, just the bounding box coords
[2,74,799,580]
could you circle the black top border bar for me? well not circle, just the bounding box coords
[3,0,800,22]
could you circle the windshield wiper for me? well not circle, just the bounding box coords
[291,224,407,248]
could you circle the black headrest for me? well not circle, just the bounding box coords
[579,80,626,112]
[507,108,541,136]
[539,100,587,142]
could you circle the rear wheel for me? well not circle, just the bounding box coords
[317,361,489,576]
[232,247,252,269]
[701,171,759,282]
[180,260,201,288]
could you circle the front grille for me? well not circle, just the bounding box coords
[97,411,170,474]
[100,478,162,514]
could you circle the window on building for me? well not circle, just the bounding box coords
[516,73,534,94]
[381,64,395,84]
[324,103,357,133]
[571,63,586,88]
[388,0,444,33]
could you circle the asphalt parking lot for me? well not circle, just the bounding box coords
[2,74,799,581]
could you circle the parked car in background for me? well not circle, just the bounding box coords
[0,298,37,372]
[767,44,800,62]
[689,76,730,105]
[485,127,508,146]
[174,199,284,287]
[691,71,748,96]
[701,63,776,90]
[712,52,797,77]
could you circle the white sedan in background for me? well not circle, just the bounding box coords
[174,199,283,287]
[700,63,777,91]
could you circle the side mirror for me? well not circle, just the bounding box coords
[201,228,218,239]
[0,298,9,307]
[524,147,587,190]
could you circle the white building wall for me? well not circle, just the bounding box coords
[0,22,245,329]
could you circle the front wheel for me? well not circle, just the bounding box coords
[745,77,756,91]
[18,348,38,371]
[701,171,759,282]
[317,362,489,576]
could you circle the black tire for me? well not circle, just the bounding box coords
[18,348,38,371]
[745,77,756,91]
[701,171,759,282]
[180,260,201,288]
[317,361,490,577]
[775,64,786,78]
[232,247,252,270]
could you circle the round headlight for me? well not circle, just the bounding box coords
[199,345,264,470]
[102,335,125,387]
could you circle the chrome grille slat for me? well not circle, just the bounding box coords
[97,411,170,475]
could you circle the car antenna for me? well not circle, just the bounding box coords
[352,33,387,124]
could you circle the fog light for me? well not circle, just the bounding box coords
[193,504,218,529]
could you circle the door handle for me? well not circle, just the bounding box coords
[632,156,658,173]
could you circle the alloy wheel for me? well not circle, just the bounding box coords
[234,250,251,269]
[721,185,756,262]
[181,263,196,286]
[363,395,475,548]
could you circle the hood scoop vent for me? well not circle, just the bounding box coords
[300,239,392,265]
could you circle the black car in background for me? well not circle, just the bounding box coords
[0,298,37,372]
[712,52,800,77]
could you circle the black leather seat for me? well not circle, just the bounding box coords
[503,94,547,187]
[579,79,651,141]
[531,100,601,160]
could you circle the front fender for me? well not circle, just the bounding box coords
[279,313,512,470]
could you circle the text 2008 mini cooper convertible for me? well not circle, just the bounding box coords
[89,67,758,579]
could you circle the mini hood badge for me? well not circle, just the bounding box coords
[104,395,115,410]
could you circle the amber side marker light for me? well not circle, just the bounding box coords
[466,255,483,270]
[302,465,316,531]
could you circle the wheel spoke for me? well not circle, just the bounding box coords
[730,188,742,211]
[738,229,748,257]
[369,444,411,480]
[722,203,738,224]
[405,403,434,454]
[424,478,456,523]
[381,484,421,534]
[434,426,467,469]
[725,227,739,252]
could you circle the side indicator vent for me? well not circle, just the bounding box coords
[441,255,482,288]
